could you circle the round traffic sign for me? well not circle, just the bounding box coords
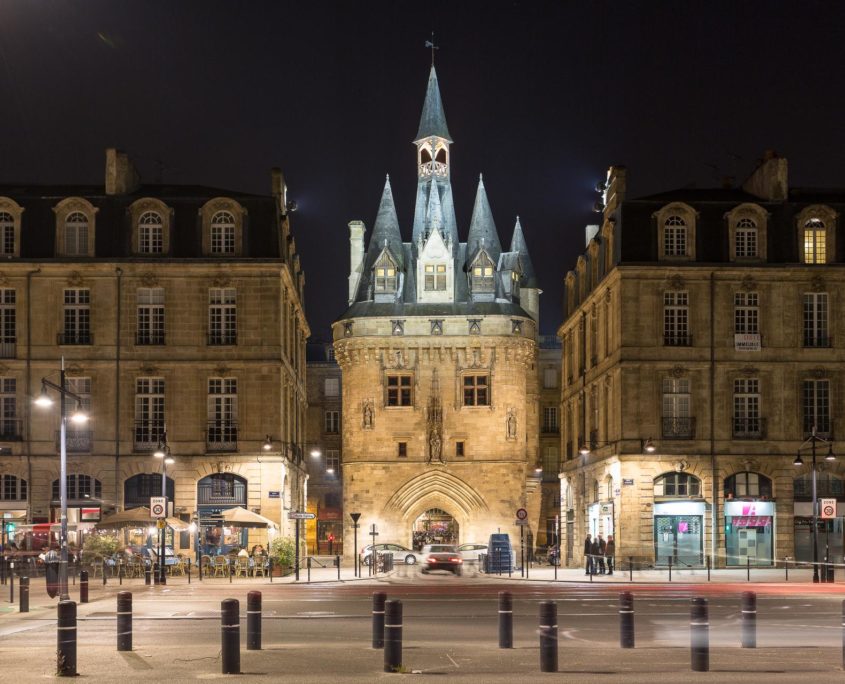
[823,504,835,517]
[516,507,528,520]
[151,503,165,517]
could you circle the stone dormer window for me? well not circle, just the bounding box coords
[726,203,767,262]
[424,263,447,291]
[796,205,836,265]
[200,198,245,257]
[54,198,98,257]
[130,198,172,256]
[655,202,697,261]
[139,212,164,253]
[470,252,495,295]
[0,198,22,257]
[663,216,687,256]
[374,252,398,294]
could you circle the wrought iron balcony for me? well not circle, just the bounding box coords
[732,417,766,440]
[0,419,22,441]
[134,420,165,451]
[57,429,92,453]
[0,339,16,359]
[206,420,238,452]
[663,334,693,347]
[58,332,92,345]
[662,416,696,439]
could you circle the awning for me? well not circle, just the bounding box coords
[219,507,278,528]
[97,507,189,531]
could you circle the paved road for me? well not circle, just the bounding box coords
[1,571,844,682]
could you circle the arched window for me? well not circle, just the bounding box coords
[793,472,844,500]
[51,474,102,501]
[210,211,236,255]
[0,474,26,501]
[197,473,247,505]
[663,216,687,257]
[735,217,758,258]
[435,148,447,163]
[124,473,174,508]
[724,471,772,499]
[374,253,397,293]
[592,479,599,502]
[0,212,14,255]
[420,148,432,163]
[64,212,89,256]
[654,472,701,497]
[606,476,614,500]
[803,218,826,264]
[138,211,163,254]
[470,253,495,294]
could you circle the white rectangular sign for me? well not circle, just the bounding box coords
[735,333,761,351]
[150,496,166,519]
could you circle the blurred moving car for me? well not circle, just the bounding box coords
[421,544,463,575]
[360,543,417,566]
[456,543,487,564]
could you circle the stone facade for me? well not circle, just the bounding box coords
[559,154,845,570]
[537,336,562,552]
[0,150,308,559]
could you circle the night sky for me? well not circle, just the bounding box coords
[2,1,845,338]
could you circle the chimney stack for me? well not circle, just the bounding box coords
[348,220,366,305]
[104,148,140,195]
[742,150,788,201]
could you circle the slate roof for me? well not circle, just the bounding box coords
[509,217,539,288]
[414,66,452,143]
[465,177,502,266]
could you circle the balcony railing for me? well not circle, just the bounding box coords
[136,332,165,345]
[732,417,766,440]
[197,481,246,506]
[664,334,693,347]
[57,429,92,453]
[0,339,16,358]
[58,332,92,345]
[134,420,165,451]
[803,421,834,440]
[208,332,237,346]
[804,335,833,348]
[662,416,696,439]
[0,419,22,441]
[206,420,238,452]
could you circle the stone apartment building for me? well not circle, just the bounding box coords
[0,149,308,558]
[333,66,542,560]
[305,340,343,555]
[537,335,562,553]
[560,152,845,569]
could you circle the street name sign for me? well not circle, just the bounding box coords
[288,512,316,520]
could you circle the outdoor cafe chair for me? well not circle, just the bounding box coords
[234,556,249,578]
[252,557,267,577]
[213,555,229,577]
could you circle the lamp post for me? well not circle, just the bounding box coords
[34,359,88,601]
[794,425,835,583]
[153,432,174,585]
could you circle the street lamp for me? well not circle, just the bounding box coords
[34,360,88,601]
[794,425,835,583]
[153,431,175,585]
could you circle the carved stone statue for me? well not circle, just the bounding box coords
[362,399,374,429]
[506,408,517,440]
[429,430,442,463]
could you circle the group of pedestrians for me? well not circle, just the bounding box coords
[583,533,615,575]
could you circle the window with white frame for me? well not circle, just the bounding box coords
[210,211,236,255]
[0,474,26,501]
[64,212,89,256]
[137,288,165,345]
[735,218,758,258]
[654,472,700,497]
[0,289,15,350]
[134,377,164,447]
[663,215,687,257]
[62,289,91,344]
[324,410,339,434]
[324,377,339,397]
[138,211,164,254]
[662,377,692,437]
[52,474,101,501]
[803,379,830,436]
[543,367,558,389]
[733,378,761,437]
[0,378,15,438]
[0,212,14,255]
[663,291,689,345]
[734,292,759,334]
[325,449,339,474]
[803,292,829,347]
[424,263,447,291]
[207,378,238,446]
[208,288,237,345]
[803,218,826,264]
[543,406,559,432]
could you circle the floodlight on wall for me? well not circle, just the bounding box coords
[642,438,656,454]
[793,452,804,467]
[262,435,273,451]
[34,386,54,408]
[826,444,836,462]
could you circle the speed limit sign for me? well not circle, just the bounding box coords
[150,496,166,518]
[821,498,837,519]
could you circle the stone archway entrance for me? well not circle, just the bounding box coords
[412,508,459,550]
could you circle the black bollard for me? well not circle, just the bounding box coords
[741,591,756,648]
[221,598,240,674]
[307,556,311,583]
[198,555,203,581]
[80,570,89,604]
[372,591,386,648]
[118,561,123,586]
[19,576,29,613]
[629,556,633,582]
[57,599,77,676]
[103,565,107,586]
[117,591,132,652]
[9,563,13,603]
[247,590,262,651]
[187,558,191,584]
[539,601,558,673]
[668,556,672,582]
[337,555,341,582]
[144,564,151,586]
[690,597,709,672]
[619,591,634,648]
[747,557,751,582]
[228,558,232,584]
[384,599,403,673]
[498,591,513,648]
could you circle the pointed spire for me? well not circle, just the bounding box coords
[466,176,502,265]
[510,216,538,287]
[414,66,452,143]
[367,176,403,268]
[425,177,444,238]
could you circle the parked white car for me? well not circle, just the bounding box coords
[360,543,418,566]
[457,543,487,564]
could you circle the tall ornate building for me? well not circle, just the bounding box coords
[0,149,308,557]
[333,66,541,557]
[560,152,845,569]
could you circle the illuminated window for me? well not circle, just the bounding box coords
[210,211,236,255]
[663,216,687,257]
[654,472,700,497]
[462,374,489,406]
[374,253,397,293]
[470,253,495,294]
[735,218,757,258]
[803,219,826,264]
[424,263,447,291]
[138,211,164,254]
[386,374,413,407]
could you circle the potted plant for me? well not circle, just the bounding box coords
[269,536,296,576]
[81,532,121,569]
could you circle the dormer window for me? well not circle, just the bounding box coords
[663,216,687,257]
[0,212,14,256]
[54,197,97,257]
[655,203,696,261]
[424,263,447,291]
[138,211,164,254]
[374,253,397,293]
[511,270,520,297]
[471,253,495,294]
[64,212,90,256]
[735,218,757,258]
[803,218,826,264]
[200,198,244,257]
[210,211,236,255]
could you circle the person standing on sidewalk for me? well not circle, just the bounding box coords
[590,536,601,575]
[596,535,606,574]
[583,534,593,575]
[605,534,615,576]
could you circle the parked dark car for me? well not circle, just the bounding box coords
[420,544,463,575]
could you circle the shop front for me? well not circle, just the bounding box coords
[794,501,844,564]
[724,500,774,566]
[653,501,705,567]
[317,508,343,555]
[197,473,248,555]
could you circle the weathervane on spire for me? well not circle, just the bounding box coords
[425,32,439,65]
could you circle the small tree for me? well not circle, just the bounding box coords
[270,536,296,570]
[81,532,122,563]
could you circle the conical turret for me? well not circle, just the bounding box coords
[510,216,538,288]
[414,66,452,143]
[366,175,403,268]
[466,175,502,266]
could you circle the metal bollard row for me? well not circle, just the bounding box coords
[117,591,132,652]
[221,598,240,674]
[619,591,634,648]
[372,591,386,648]
[80,569,89,604]
[384,599,403,673]
[498,591,513,648]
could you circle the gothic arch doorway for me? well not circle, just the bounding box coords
[412,508,459,550]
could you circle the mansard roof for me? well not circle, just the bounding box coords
[414,66,452,143]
